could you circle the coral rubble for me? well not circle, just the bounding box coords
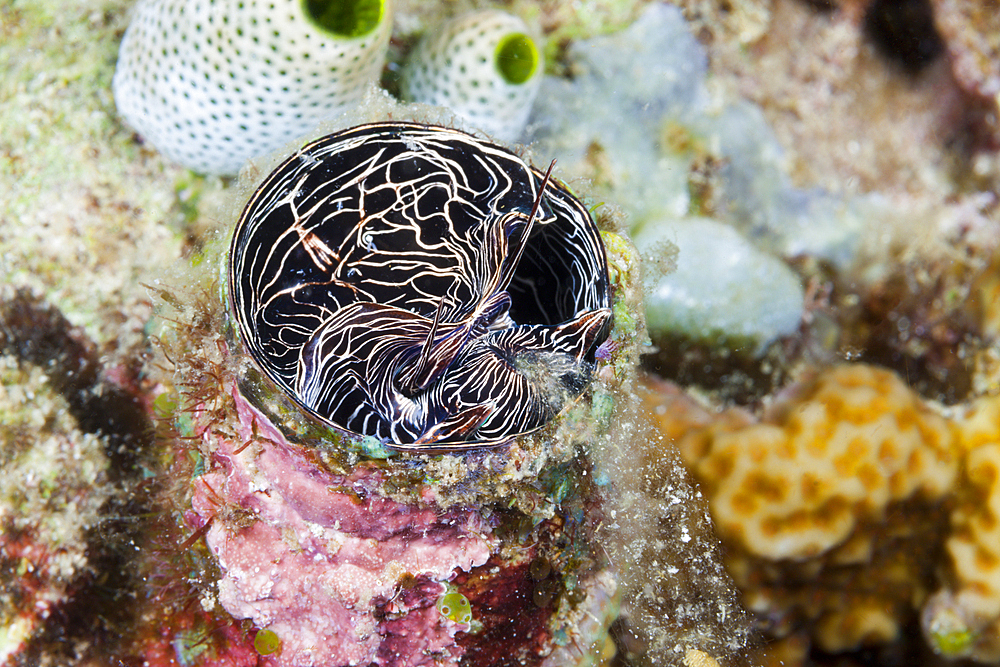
[0,356,112,664]
[932,0,1000,138]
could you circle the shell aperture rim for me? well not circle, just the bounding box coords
[229,122,612,451]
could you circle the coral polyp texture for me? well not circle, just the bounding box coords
[112,0,393,175]
[400,10,543,142]
[923,395,1000,662]
[642,365,953,652]
[643,362,1000,660]
[678,364,959,562]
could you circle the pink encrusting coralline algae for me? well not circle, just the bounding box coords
[189,386,493,667]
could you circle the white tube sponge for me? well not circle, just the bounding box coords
[399,10,543,142]
[113,0,393,175]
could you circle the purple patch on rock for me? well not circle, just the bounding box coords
[189,385,493,667]
[376,577,468,666]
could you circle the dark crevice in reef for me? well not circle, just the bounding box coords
[0,287,153,477]
[832,274,980,406]
[641,334,792,407]
[809,618,943,667]
[0,287,156,664]
[802,0,836,13]
[863,0,944,75]
[455,558,553,667]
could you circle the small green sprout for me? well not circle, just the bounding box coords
[437,589,473,625]
[254,627,282,655]
[153,391,178,418]
[933,627,974,658]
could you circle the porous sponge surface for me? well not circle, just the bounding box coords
[678,364,960,561]
[113,0,392,175]
[915,395,1000,661]
[400,9,542,142]
[948,396,1000,618]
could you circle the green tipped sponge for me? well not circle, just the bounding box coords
[113,0,393,175]
[400,10,543,142]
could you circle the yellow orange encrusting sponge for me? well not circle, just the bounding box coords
[644,363,967,655]
[921,395,1000,662]
[676,364,960,562]
[949,396,1000,618]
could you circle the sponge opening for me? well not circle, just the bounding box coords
[494,33,537,85]
[303,0,384,38]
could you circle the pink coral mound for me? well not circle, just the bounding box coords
[189,387,493,667]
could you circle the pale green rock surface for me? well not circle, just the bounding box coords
[634,216,806,352]
[0,0,189,365]
[527,4,706,226]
